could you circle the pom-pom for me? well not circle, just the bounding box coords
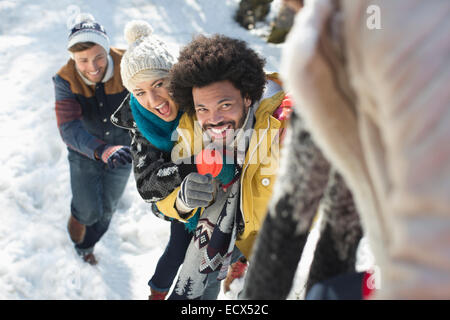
[124,20,153,45]
[74,13,96,25]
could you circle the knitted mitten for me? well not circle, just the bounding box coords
[97,144,132,169]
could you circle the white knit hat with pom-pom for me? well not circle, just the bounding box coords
[120,20,176,91]
[67,13,109,53]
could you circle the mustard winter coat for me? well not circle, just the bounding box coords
[154,76,287,258]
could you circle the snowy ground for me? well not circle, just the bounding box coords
[0,0,316,300]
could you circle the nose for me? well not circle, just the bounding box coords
[88,59,98,71]
[146,90,160,109]
[209,110,224,125]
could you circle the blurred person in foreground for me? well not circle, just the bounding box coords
[242,0,368,300]
[280,0,450,299]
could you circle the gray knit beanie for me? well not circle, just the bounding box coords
[67,13,110,53]
[120,20,176,91]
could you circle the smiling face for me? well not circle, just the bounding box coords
[133,78,179,122]
[73,44,108,83]
[193,80,252,143]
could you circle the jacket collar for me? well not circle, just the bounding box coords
[110,94,137,130]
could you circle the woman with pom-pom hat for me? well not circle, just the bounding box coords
[111,20,224,300]
[53,13,132,265]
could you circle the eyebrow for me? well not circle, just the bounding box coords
[196,98,234,108]
[78,53,104,61]
[151,79,162,86]
[133,79,163,93]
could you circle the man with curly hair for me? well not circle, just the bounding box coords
[153,34,290,299]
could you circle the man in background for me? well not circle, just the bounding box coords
[53,13,132,265]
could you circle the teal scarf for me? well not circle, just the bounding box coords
[129,94,182,152]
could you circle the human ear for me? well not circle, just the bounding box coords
[244,96,252,108]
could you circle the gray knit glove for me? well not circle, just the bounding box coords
[176,172,215,213]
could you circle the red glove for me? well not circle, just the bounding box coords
[273,94,294,120]
[98,145,132,169]
[362,270,377,299]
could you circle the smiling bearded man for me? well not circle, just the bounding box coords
[150,34,291,300]
[194,80,252,146]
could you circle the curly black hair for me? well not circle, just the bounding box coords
[169,34,266,116]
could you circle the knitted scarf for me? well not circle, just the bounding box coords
[129,94,181,152]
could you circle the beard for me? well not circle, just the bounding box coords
[203,105,249,141]
[202,105,251,149]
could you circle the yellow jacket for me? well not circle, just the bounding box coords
[155,74,287,258]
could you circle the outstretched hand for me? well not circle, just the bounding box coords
[100,145,132,169]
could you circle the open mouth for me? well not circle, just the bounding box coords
[88,69,101,76]
[155,101,171,117]
[206,123,234,140]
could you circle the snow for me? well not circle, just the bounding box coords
[0,0,317,300]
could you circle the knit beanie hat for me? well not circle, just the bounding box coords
[67,13,110,53]
[120,20,176,91]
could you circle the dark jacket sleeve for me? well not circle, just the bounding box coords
[53,74,104,159]
[242,111,331,300]
[129,126,196,203]
[304,170,363,293]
